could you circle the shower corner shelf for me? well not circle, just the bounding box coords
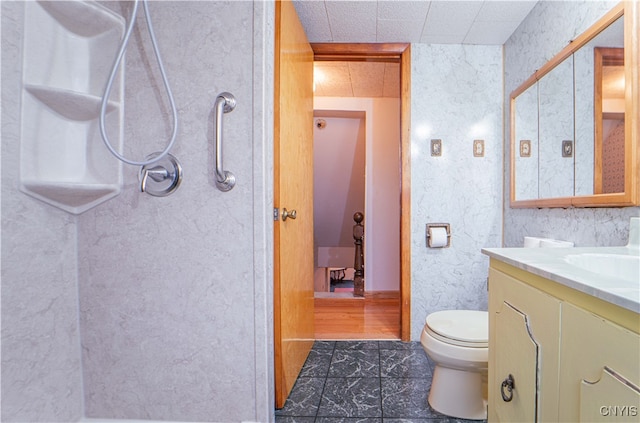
[20,1,125,214]
[24,84,119,121]
[20,182,122,215]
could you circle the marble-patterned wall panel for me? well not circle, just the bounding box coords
[1,2,84,421]
[538,58,574,199]
[410,44,503,340]
[79,2,270,421]
[504,0,638,248]
[513,84,539,201]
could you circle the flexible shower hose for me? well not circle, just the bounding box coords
[99,0,178,166]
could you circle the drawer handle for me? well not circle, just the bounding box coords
[501,374,515,402]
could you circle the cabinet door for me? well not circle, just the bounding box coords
[493,301,539,422]
[488,269,562,422]
[559,303,640,422]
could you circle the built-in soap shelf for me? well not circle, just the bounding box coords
[20,1,125,214]
[24,84,119,121]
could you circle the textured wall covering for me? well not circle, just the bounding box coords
[504,0,639,248]
[1,2,84,422]
[410,44,503,340]
[1,1,273,422]
[78,1,273,421]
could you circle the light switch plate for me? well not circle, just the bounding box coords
[431,139,442,156]
[473,139,484,157]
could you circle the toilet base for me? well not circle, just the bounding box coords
[428,365,487,420]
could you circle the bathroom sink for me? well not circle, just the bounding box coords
[564,253,640,284]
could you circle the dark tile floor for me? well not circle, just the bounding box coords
[275,340,487,423]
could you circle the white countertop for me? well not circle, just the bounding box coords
[482,246,640,314]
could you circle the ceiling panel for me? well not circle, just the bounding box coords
[300,0,539,99]
[294,0,538,45]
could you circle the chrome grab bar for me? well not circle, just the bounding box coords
[213,92,236,191]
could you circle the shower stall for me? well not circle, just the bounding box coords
[1,1,274,421]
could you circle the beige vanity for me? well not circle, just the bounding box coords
[483,219,640,421]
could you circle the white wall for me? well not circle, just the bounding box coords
[314,97,401,292]
[410,44,504,340]
[313,115,366,249]
[504,0,639,248]
[1,1,274,422]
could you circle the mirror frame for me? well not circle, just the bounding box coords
[510,2,639,208]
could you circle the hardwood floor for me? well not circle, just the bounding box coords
[314,292,401,340]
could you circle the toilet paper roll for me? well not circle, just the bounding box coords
[429,227,448,248]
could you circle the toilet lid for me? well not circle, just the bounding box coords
[425,310,488,346]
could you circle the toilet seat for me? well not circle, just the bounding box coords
[425,310,488,348]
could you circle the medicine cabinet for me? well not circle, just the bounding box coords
[510,2,639,208]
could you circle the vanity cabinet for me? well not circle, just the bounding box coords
[488,261,640,422]
[559,303,640,422]
[488,268,562,422]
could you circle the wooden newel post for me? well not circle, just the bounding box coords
[353,212,364,297]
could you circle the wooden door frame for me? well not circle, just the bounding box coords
[312,43,412,341]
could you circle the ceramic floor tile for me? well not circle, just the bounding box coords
[380,348,432,379]
[300,348,334,378]
[328,349,380,378]
[275,377,325,417]
[334,340,380,350]
[318,377,382,418]
[382,419,465,422]
[378,341,422,350]
[276,341,486,423]
[381,378,438,419]
[274,417,315,423]
[314,340,338,350]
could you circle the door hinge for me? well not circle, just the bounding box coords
[273,207,279,221]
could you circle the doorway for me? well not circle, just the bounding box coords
[310,44,411,340]
[312,110,366,296]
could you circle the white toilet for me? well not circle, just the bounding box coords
[420,310,488,420]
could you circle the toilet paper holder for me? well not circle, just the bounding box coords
[426,223,451,248]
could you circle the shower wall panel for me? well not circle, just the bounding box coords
[1,2,84,421]
[78,1,273,422]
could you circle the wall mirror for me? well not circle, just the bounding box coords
[510,2,639,207]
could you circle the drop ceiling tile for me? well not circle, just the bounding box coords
[353,85,383,97]
[421,0,483,38]
[349,62,385,97]
[315,80,354,97]
[475,1,537,23]
[377,0,431,20]
[294,0,538,45]
[377,18,426,42]
[293,0,332,42]
[315,62,351,84]
[464,20,522,44]
[325,1,377,42]
[383,63,400,97]
[349,62,386,80]
[420,33,466,44]
[315,62,353,97]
